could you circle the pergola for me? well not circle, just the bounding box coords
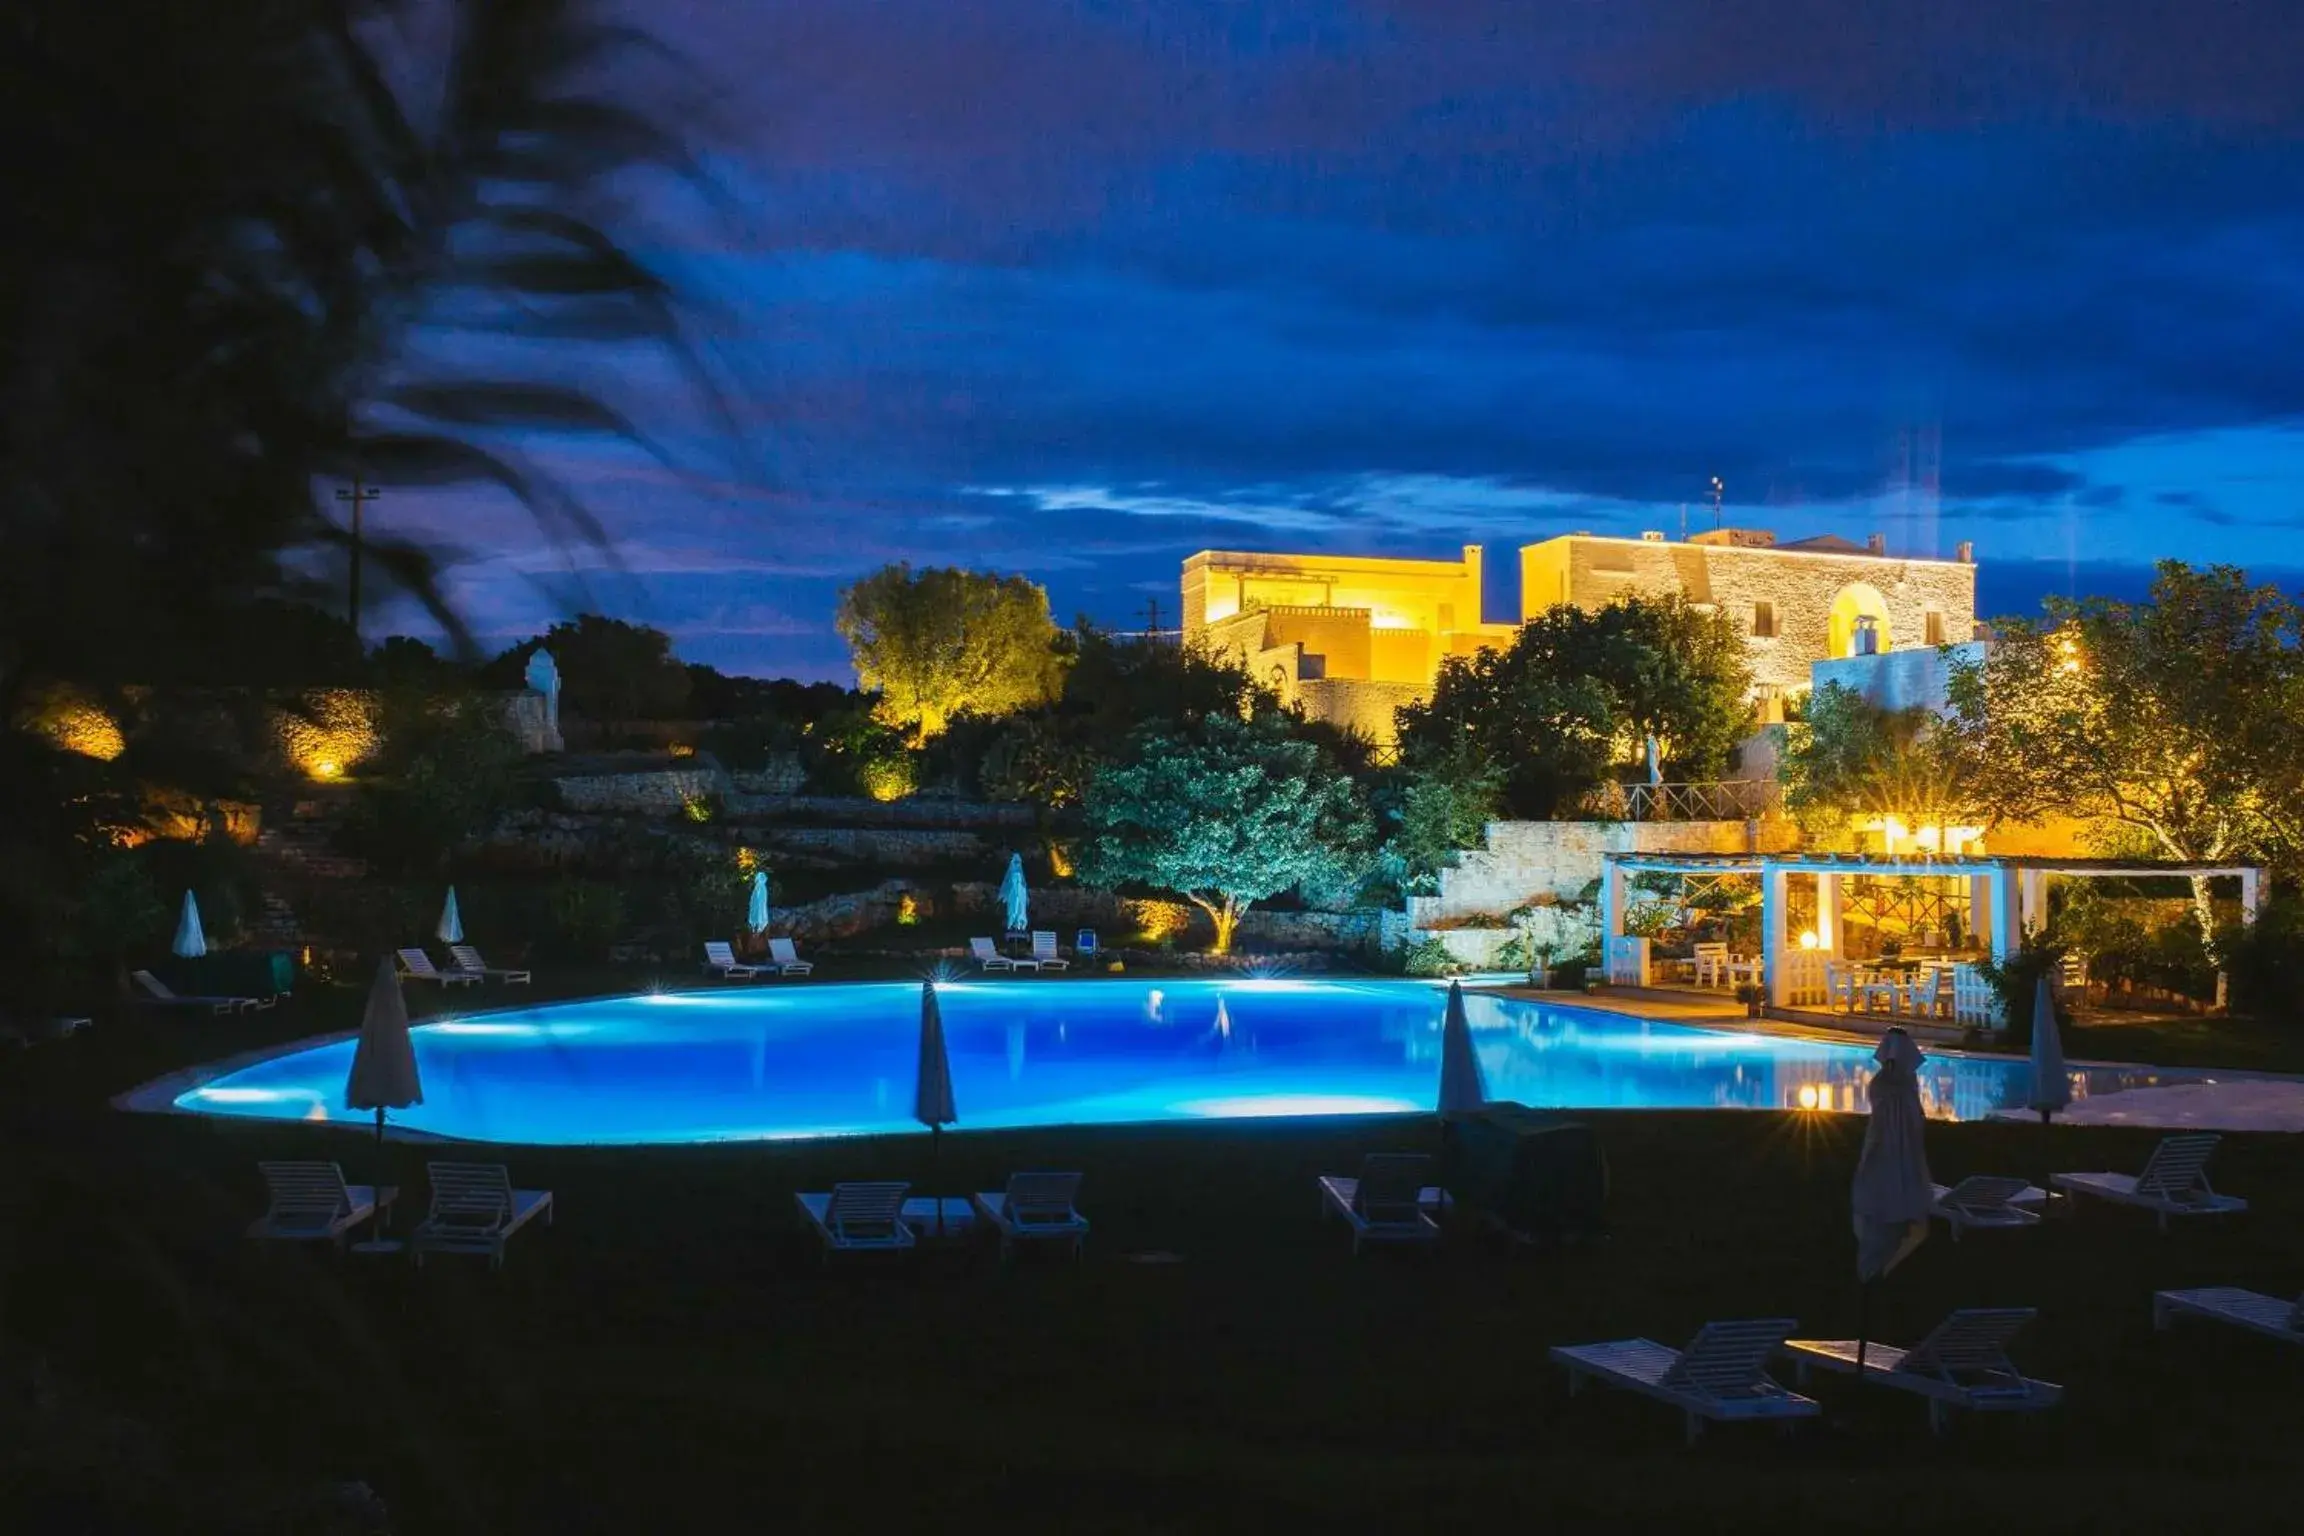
[1599,851,2266,1022]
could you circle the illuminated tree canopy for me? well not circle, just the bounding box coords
[836,564,1066,737]
[1941,561,2304,930]
[1078,712,1371,953]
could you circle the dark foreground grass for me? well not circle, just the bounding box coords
[4,991,2302,1534]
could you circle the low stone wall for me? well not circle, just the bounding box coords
[1407,817,1800,930]
[773,879,926,941]
[758,825,989,868]
[728,792,1039,829]
[947,882,1382,954]
[552,766,729,814]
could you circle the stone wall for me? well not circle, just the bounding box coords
[759,825,990,868]
[726,791,1038,828]
[1519,534,1979,697]
[552,765,729,814]
[1810,641,1986,715]
[1407,817,1801,929]
[1294,677,1425,748]
[947,882,1383,953]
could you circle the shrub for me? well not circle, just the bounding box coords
[2219,895,2304,1016]
[1397,936,1462,977]
[546,881,625,961]
[1977,933,2068,1050]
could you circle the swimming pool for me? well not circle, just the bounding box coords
[141,978,2189,1144]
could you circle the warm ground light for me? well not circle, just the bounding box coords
[9,974,2301,1533]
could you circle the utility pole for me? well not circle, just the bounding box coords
[1709,475,1724,531]
[335,477,381,642]
[1142,595,1164,641]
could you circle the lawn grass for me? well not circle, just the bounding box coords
[2062,1011,2304,1076]
[4,979,2301,1533]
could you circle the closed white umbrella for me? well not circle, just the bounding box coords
[346,957,424,1142]
[999,853,1029,935]
[915,981,957,1235]
[1436,980,1487,1114]
[437,887,464,945]
[747,871,770,936]
[172,890,207,959]
[2027,973,2070,1120]
[1851,1027,1932,1378]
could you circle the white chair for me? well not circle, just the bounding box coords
[766,937,815,976]
[1030,931,1069,971]
[973,1172,1089,1261]
[1692,942,1729,988]
[2053,1133,2248,1232]
[703,941,764,980]
[1552,1320,1818,1445]
[971,936,1035,973]
[1929,1176,2045,1239]
[448,944,531,985]
[2154,1287,2304,1347]
[398,948,480,987]
[412,1162,553,1269]
[249,1161,393,1247]
[1823,963,1858,1012]
[1903,965,1950,1019]
[1783,1308,2061,1435]
[794,1182,916,1262]
[1316,1153,1442,1254]
[131,969,268,1015]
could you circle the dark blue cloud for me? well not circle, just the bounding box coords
[383,1,2304,678]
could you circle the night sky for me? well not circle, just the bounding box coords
[379,2,2304,679]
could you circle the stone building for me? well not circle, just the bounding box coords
[1182,528,1980,744]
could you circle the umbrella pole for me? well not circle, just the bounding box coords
[932,1123,944,1238]
[1855,1278,1870,1386]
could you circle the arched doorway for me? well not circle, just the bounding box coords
[1827,582,1893,658]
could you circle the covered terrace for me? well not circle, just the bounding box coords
[1599,852,2266,1028]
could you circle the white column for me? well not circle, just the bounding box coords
[1761,865,1790,1007]
[1968,874,1992,952]
[1988,866,2022,962]
[1815,872,1841,955]
[2239,868,2263,927]
[1601,862,1626,940]
[2019,869,2049,938]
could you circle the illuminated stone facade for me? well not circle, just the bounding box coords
[1183,530,1979,744]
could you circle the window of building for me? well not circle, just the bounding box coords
[1751,601,1776,638]
[1924,609,1946,646]
[1852,614,1881,655]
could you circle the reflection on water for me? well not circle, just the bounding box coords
[157,979,2208,1145]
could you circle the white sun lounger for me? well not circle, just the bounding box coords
[795,1182,916,1262]
[703,941,765,980]
[1317,1153,1442,1254]
[132,969,269,1015]
[1783,1308,2062,1434]
[412,1162,554,1269]
[1552,1319,1818,1445]
[1930,1176,2045,1238]
[971,936,1035,973]
[398,948,480,987]
[974,1172,1089,1260]
[249,1161,394,1247]
[2052,1133,2247,1232]
[1029,931,1070,971]
[447,944,530,985]
[2153,1287,2304,1347]
[766,937,815,976]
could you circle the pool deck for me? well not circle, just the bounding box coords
[1514,984,2304,1133]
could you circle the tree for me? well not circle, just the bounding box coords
[1078,713,1372,953]
[835,565,1066,736]
[489,615,692,723]
[1373,744,1504,894]
[1778,682,1971,848]
[1941,562,2304,938]
[1397,595,1750,817]
[344,696,525,876]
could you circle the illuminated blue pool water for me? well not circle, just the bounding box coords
[149,979,2188,1144]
